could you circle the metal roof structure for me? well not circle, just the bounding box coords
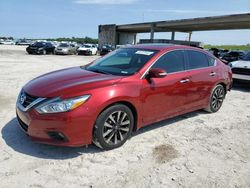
[116,13,250,33]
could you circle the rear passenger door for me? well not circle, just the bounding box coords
[183,50,218,109]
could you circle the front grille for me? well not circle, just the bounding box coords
[232,67,250,76]
[22,93,39,108]
[17,115,28,132]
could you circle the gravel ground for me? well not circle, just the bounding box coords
[0,45,250,188]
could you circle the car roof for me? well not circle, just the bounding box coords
[129,43,199,51]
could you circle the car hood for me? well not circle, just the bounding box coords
[231,60,250,68]
[23,67,122,98]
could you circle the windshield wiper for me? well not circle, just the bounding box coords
[88,68,111,75]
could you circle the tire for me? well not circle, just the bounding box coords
[93,104,134,150]
[204,84,225,113]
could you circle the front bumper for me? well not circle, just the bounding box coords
[77,50,92,55]
[16,105,95,147]
[27,49,43,54]
[55,50,69,55]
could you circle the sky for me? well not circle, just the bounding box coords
[0,0,250,45]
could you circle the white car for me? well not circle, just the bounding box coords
[0,40,15,45]
[77,44,98,55]
[229,52,250,82]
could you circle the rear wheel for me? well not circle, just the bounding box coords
[204,84,225,113]
[93,104,134,150]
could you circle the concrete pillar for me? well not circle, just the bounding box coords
[119,33,137,45]
[98,24,117,48]
[133,34,137,45]
[150,24,155,40]
[188,32,192,41]
[171,32,175,41]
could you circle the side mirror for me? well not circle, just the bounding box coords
[147,68,167,78]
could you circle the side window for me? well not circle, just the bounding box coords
[151,50,185,73]
[207,55,216,66]
[186,50,209,70]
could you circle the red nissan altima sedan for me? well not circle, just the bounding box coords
[16,44,232,149]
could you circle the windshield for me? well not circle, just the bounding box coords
[242,52,250,61]
[102,45,112,49]
[59,43,69,47]
[83,45,92,48]
[33,42,46,47]
[84,48,158,76]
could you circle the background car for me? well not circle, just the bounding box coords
[0,40,15,45]
[221,51,246,62]
[16,39,33,45]
[100,45,115,56]
[26,42,55,55]
[229,52,250,83]
[55,43,77,55]
[77,44,98,55]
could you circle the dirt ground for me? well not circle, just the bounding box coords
[0,45,249,188]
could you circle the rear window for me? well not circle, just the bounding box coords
[243,52,250,61]
[186,50,209,70]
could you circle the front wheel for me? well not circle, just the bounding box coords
[93,104,134,150]
[204,84,225,113]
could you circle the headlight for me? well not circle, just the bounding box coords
[228,63,232,68]
[38,48,43,50]
[35,95,90,114]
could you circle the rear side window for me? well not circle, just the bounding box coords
[207,56,216,66]
[152,50,185,73]
[186,50,209,70]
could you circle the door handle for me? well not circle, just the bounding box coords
[209,72,216,76]
[180,79,190,83]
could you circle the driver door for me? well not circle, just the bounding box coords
[141,50,190,125]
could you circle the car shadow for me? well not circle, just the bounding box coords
[2,110,207,159]
[232,81,250,92]
[1,118,102,160]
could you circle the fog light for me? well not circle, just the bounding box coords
[47,131,68,142]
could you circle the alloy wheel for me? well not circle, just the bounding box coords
[211,86,225,111]
[102,111,131,145]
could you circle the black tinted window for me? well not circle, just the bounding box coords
[46,43,52,47]
[186,50,209,69]
[152,50,185,73]
[243,52,250,61]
